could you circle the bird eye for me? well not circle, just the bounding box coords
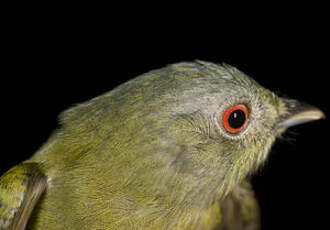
[222,104,248,133]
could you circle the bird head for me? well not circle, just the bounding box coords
[55,60,325,208]
[132,60,325,206]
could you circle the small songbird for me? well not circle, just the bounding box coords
[0,61,325,230]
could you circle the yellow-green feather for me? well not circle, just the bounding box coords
[2,61,292,229]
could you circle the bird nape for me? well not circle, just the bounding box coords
[0,61,325,230]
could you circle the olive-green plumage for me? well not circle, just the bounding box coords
[0,61,324,230]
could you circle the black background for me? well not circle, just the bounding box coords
[1,5,329,230]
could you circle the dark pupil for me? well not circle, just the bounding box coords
[228,109,246,129]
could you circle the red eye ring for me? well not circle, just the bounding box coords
[222,104,248,133]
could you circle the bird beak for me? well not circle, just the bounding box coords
[277,99,325,129]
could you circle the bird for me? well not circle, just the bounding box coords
[0,61,325,230]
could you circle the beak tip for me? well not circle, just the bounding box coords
[279,99,326,129]
[320,111,326,119]
[305,108,326,121]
